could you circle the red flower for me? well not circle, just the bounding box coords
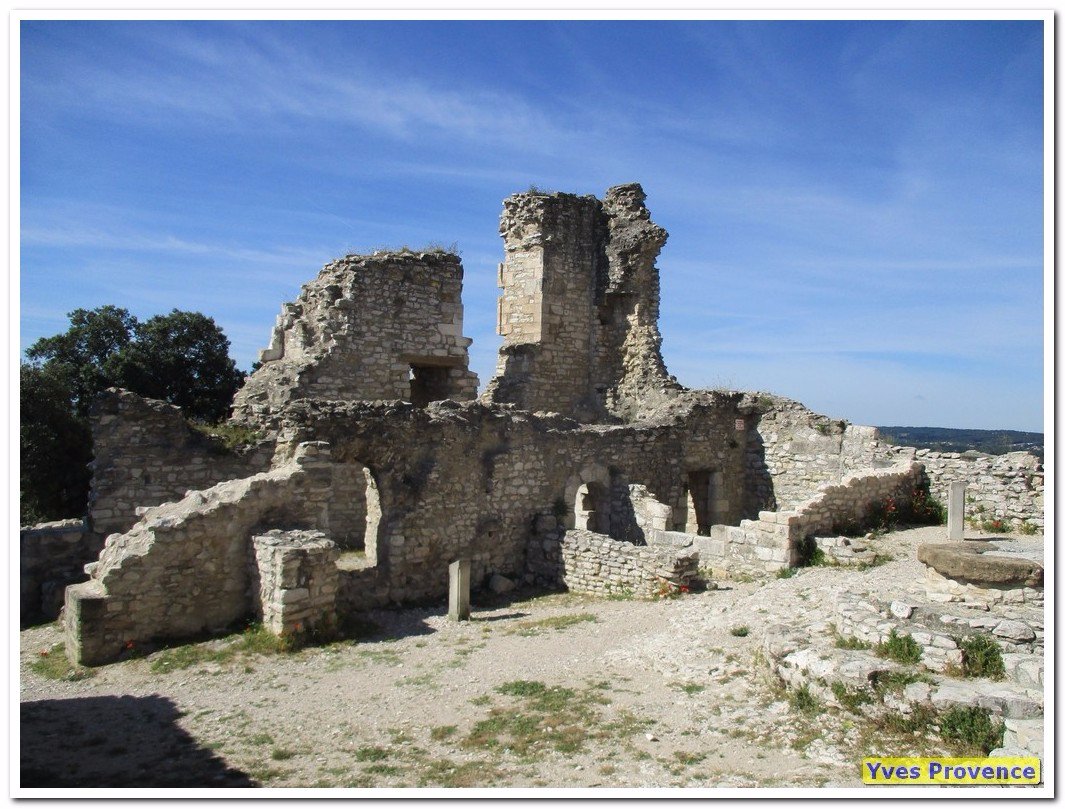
[124,640,135,650]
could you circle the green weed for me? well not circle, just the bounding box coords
[939,706,1005,755]
[875,629,922,665]
[958,634,1005,680]
[29,644,93,681]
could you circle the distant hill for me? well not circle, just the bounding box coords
[876,426,1043,459]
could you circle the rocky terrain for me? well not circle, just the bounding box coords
[20,525,1043,791]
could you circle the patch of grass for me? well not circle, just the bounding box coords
[149,623,305,673]
[673,751,707,766]
[871,669,933,694]
[958,634,1005,680]
[1017,520,1039,536]
[192,421,263,451]
[675,683,705,695]
[834,633,872,651]
[364,763,403,776]
[939,706,1005,754]
[270,748,296,761]
[354,746,391,762]
[509,613,597,636]
[29,644,93,681]
[789,684,820,715]
[429,725,458,741]
[856,553,895,570]
[247,732,274,746]
[830,681,873,713]
[875,629,922,665]
[396,672,438,689]
[415,758,506,788]
[730,625,750,637]
[464,680,618,757]
[775,567,797,579]
[469,694,491,706]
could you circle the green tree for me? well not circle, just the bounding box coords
[111,310,245,423]
[20,363,92,523]
[21,306,246,523]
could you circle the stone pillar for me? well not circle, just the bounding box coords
[947,481,967,541]
[448,559,471,621]
[252,529,339,637]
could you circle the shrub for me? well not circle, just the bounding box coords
[958,634,1005,680]
[939,706,1005,754]
[875,629,922,665]
[834,634,871,651]
[789,684,820,715]
[776,567,797,579]
[730,626,750,638]
[1017,520,1040,536]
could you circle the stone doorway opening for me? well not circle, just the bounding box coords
[330,462,382,569]
[674,469,724,535]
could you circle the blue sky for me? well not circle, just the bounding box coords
[20,20,1045,431]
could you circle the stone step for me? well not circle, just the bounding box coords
[927,678,1043,719]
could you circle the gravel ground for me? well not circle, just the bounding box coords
[19,525,1042,792]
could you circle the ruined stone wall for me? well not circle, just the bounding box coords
[748,395,1043,528]
[484,184,681,422]
[64,443,335,665]
[89,389,274,538]
[872,445,1043,529]
[557,529,699,598]
[232,250,478,428]
[696,462,924,575]
[250,529,339,636]
[20,519,102,621]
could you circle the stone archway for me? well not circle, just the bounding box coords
[563,464,612,534]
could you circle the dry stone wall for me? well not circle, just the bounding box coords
[20,519,101,621]
[64,443,335,665]
[556,529,699,598]
[232,250,478,428]
[696,462,925,575]
[89,388,273,538]
[748,395,1043,528]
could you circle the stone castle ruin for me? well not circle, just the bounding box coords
[24,183,1041,666]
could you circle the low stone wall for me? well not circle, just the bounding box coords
[64,442,335,665]
[89,388,274,538]
[875,446,1043,529]
[696,462,924,575]
[558,529,699,598]
[20,519,102,622]
[250,530,339,637]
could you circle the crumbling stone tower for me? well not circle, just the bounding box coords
[231,249,479,427]
[483,183,680,421]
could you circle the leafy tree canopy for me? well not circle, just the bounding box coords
[21,306,246,522]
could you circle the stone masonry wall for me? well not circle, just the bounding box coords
[873,445,1044,529]
[748,395,1043,528]
[64,442,335,665]
[231,249,478,429]
[558,529,699,598]
[695,462,924,575]
[483,184,681,422]
[20,519,102,621]
[89,388,274,538]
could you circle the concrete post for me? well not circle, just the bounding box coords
[448,559,471,621]
[947,481,967,541]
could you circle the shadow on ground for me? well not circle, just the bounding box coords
[21,694,255,788]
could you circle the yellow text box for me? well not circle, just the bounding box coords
[862,757,1040,785]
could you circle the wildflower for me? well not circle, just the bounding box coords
[124,640,135,650]
[38,650,49,657]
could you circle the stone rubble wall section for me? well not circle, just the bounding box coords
[834,591,1043,673]
[749,396,1043,527]
[20,519,102,621]
[483,184,681,422]
[63,442,335,666]
[89,388,274,538]
[695,462,924,575]
[558,528,699,598]
[231,250,478,428]
[251,529,339,636]
[874,444,1044,529]
[280,395,750,607]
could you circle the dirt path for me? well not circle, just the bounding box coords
[19,526,1038,790]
